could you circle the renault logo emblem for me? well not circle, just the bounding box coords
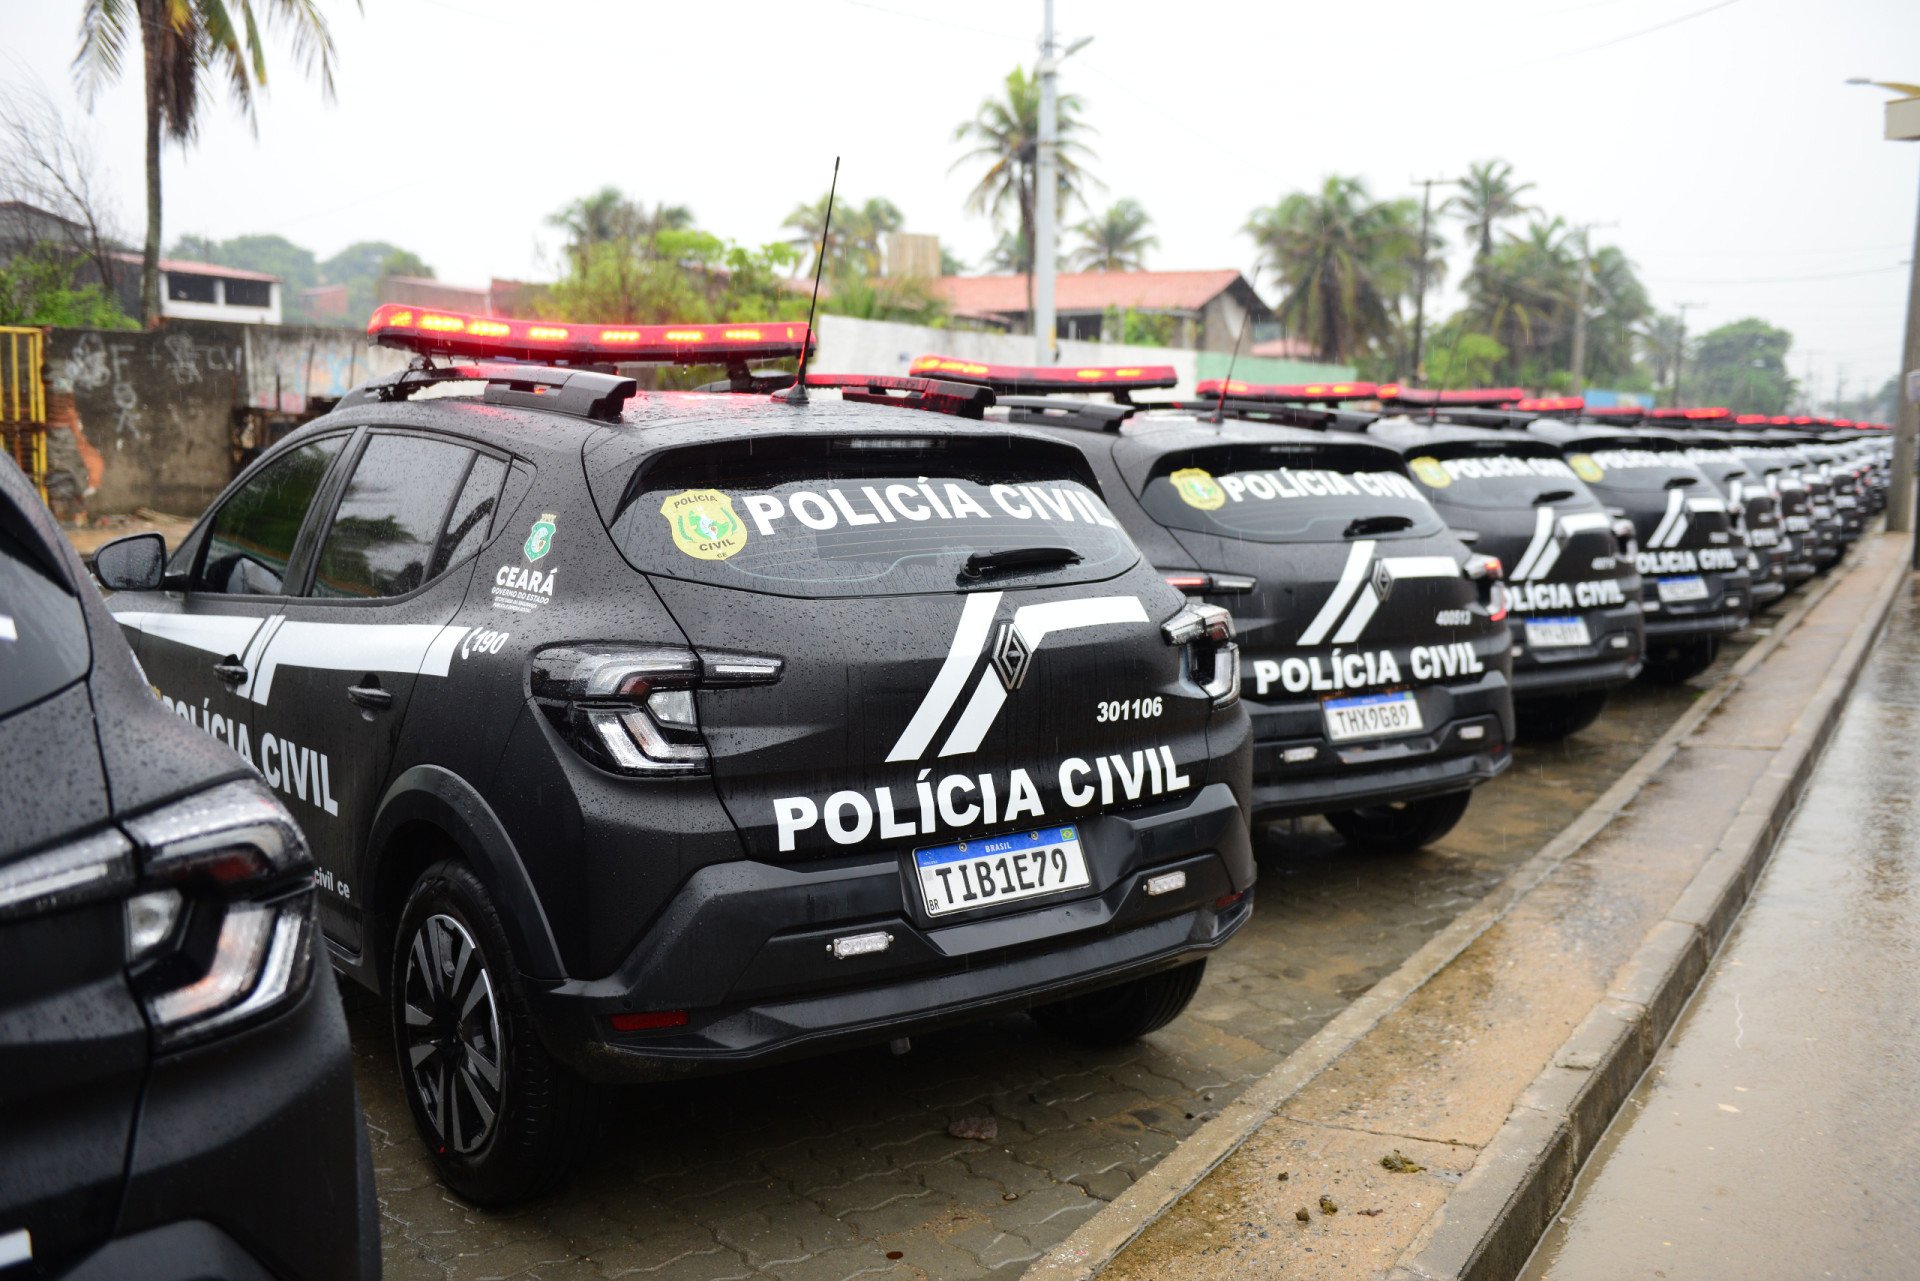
[990,620,1034,691]
[1371,559,1395,602]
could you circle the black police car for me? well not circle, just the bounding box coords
[1726,427,1820,584]
[911,360,1514,855]
[1344,390,1644,740]
[1528,412,1750,683]
[2,455,376,1279]
[1630,410,1789,608]
[102,310,1256,1204]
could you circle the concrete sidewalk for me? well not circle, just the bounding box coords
[1520,579,1920,1281]
[1037,533,1909,1281]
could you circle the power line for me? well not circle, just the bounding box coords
[1648,262,1909,286]
[1535,0,1742,63]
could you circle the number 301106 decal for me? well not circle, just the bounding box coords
[1096,697,1163,722]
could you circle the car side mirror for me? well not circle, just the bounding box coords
[92,532,167,592]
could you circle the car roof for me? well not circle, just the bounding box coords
[1359,414,1568,456]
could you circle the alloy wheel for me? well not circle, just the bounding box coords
[401,912,503,1155]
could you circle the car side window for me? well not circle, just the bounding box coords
[311,434,475,599]
[194,436,347,595]
[428,453,507,580]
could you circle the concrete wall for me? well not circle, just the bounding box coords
[813,314,1355,394]
[47,320,406,516]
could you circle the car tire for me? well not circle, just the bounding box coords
[1325,789,1472,854]
[1030,960,1208,1047]
[391,859,593,1206]
[1640,635,1719,684]
[1516,688,1611,742]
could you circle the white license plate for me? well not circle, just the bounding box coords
[1657,575,1710,603]
[1814,505,1833,519]
[1322,690,1424,742]
[1785,515,1811,532]
[1524,615,1592,648]
[914,824,1090,917]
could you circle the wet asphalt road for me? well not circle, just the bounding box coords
[1522,581,1920,1281]
[347,639,1751,1281]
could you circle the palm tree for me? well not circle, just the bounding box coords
[1069,199,1157,272]
[551,187,643,266]
[952,65,1097,329]
[1580,244,1652,384]
[1448,159,1537,272]
[75,0,346,326]
[1244,176,1419,364]
[1462,218,1579,382]
[1639,312,1688,395]
[783,195,904,278]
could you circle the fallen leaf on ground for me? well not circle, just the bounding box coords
[948,1116,998,1141]
[1381,1150,1427,1173]
[1319,1196,1339,1215]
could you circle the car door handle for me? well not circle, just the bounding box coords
[347,682,394,711]
[213,658,248,685]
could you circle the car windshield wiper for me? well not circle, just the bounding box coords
[961,546,1082,579]
[1342,514,1414,538]
[1533,488,1577,505]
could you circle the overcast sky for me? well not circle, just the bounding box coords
[8,0,1916,402]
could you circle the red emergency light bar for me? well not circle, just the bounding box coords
[1735,414,1770,425]
[368,304,813,366]
[804,373,993,419]
[1791,416,1815,426]
[1768,416,1793,425]
[909,355,1177,396]
[1650,406,1731,421]
[1376,385,1527,407]
[1832,418,1856,428]
[1515,396,1585,412]
[1582,405,1647,419]
[1192,379,1379,403]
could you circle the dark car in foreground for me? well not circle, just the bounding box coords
[103,311,1256,1204]
[1,455,376,1280]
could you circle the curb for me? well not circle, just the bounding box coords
[1390,533,1909,1281]
[1029,534,1906,1281]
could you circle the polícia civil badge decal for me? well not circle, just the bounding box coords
[662,489,748,561]
[524,513,557,561]
[1170,467,1227,511]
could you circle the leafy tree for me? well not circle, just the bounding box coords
[939,245,969,276]
[953,65,1097,329]
[313,239,431,325]
[1638,312,1687,395]
[1686,318,1796,414]
[74,0,347,325]
[1448,159,1537,273]
[1578,243,1651,386]
[1460,217,1578,384]
[783,195,904,278]
[167,231,319,318]
[378,249,432,280]
[0,245,137,328]
[545,226,803,327]
[1245,176,1420,363]
[819,273,946,326]
[1070,199,1157,272]
[548,188,691,269]
[1420,322,1508,389]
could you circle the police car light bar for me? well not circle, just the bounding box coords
[1514,396,1585,413]
[1191,379,1378,403]
[368,304,814,366]
[909,355,1177,397]
[1376,385,1527,408]
[1735,414,1770,425]
[1651,407,1731,421]
[1582,405,1647,422]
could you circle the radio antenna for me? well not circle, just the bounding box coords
[775,155,839,406]
[1210,267,1255,425]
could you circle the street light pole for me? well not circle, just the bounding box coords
[1034,0,1057,363]
[1409,176,1453,383]
[1568,221,1618,397]
[1672,300,1704,407]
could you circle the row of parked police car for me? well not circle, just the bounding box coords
[0,308,1889,1277]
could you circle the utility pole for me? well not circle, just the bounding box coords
[1672,300,1704,407]
[1033,0,1057,362]
[1568,220,1618,397]
[1409,175,1454,384]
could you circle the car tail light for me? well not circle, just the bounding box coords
[1163,571,1257,595]
[1464,553,1509,623]
[533,644,782,776]
[121,780,316,1049]
[1162,604,1239,708]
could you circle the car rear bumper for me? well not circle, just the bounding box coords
[1509,604,1644,697]
[525,780,1254,1082]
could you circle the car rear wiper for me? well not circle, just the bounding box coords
[961,546,1082,579]
[1533,488,1577,505]
[1664,476,1699,489]
[1342,514,1414,538]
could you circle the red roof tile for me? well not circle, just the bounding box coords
[111,251,279,283]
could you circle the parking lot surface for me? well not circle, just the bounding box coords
[350,645,1747,1281]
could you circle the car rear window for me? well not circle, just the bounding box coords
[1137,442,1445,543]
[0,519,89,719]
[608,436,1139,597]
[1401,448,1597,512]
[1569,447,1707,494]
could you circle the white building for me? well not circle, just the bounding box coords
[111,253,282,325]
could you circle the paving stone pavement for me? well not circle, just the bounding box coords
[345,642,1746,1281]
